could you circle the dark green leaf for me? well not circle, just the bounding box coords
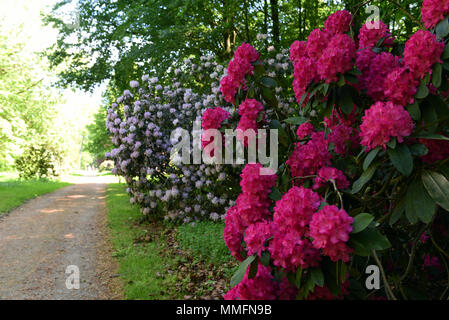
[230,255,256,287]
[422,170,449,211]
[352,162,379,194]
[283,117,308,125]
[348,238,371,256]
[387,137,397,149]
[310,268,324,287]
[405,177,435,224]
[248,257,259,279]
[416,81,429,99]
[351,228,391,251]
[416,133,449,141]
[432,63,443,88]
[436,18,449,38]
[407,101,421,121]
[442,44,449,60]
[352,213,375,234]
[363,148,380,171]
[269,187,282,201]
[390,197,405,226]
[409,143,429,157]
[260,77,277,89]
[388,144,413,177]
[338,85,355,114]
[260,251,270,267]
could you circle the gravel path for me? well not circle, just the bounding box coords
[0,177,122,300]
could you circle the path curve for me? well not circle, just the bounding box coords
[0,177,121,300]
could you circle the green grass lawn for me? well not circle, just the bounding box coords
[0,172,71,215]
[177,221,234,265]
[106,183,237,300]
[106,183,182,299]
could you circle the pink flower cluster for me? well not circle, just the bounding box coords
[201,107,231,150]
[404,30,444,80]
[419,137,449,163]
[324,10,353,35]
[358,21,393,49]
[309,205,354,262]
[287,131,331,178]
[296,122,314,140]
[360,101,414,150]
[364,52,399,101]
[313,167,350,190]
[220,43,260,104]
[421,0,449,29]
[236,98,264,146]
[224,265,297,300]
[384,67,419,106]
[269,187,322,271]
[289,12,356,104]
[223,163,276,260]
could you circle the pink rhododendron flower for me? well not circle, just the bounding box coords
[287,131,331,178]
[235,193,272,226]
[329,123,356,155]
[419,137,449,163]
[224,265,277,300]
[290,40,308,64]
[421,0,449,29]
[404,30,444,79]
[223,206,245,261]
[237,99,264,146]
[227,57,253,84]
[244,220,273,257]
[293,57,317,89]
[269,229,321,271]
[296,122,315,140]
[360,101,414,150]
[273,186,321,235]
[307,281,349,300]
[277,278,298,300]
[201,107,230,131]
[364,52,400,101]
[317,34,356,83]
[358,20,392,49]
[384,67,419,106]
[201,107,231,151]
[324,10,353,35]
[234,42,260,62]
[220,43,260,104]
[220,75,239,104]
[306,28,331,60]
[313,167,350,190]
[240,163,277,196]
[309,205,354,262]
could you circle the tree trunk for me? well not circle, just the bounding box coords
[244,0,250,43]
[270,0,280,46]
[298,0,302,38]
[263,0,268,35]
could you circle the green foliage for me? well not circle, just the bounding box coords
[177,221,234,266]
[0,29,61,170]
[85,106,113,164]
[14,142,63,180]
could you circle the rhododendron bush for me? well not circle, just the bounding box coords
[221,4,449,300]
[105,0,449,300]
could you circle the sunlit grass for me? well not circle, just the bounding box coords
[0,172,71,215]
[106,183,182,300]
